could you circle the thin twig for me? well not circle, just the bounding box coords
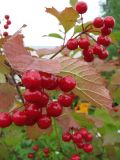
[11,73,24,103]
[85,32,97,42]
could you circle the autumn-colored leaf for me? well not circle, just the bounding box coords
[27,124,52,140]
[0,83,16,112]
[56,108,80,132]
[111,70,120,85]
[3,33,61,73]
[0,55,11,74]
[58,57,112,109]
[46,7,79,32]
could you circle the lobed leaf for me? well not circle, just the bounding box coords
[58,57,113,109]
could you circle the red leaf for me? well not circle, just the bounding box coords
[3,33,61,73]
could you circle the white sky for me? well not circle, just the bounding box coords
[0,0,101,46]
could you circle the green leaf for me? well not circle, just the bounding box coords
[46,7,79,33]
[43,33,64,39]
[58,57,112,109]
[74,22,92,35]
[70,0,78,8]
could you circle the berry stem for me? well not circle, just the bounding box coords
[85,32,97,43]
[11,73,24,103]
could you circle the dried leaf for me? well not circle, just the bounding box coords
[27,124,52,140]
[46,7,79,32]
[58,57,112,109]
[3,34,61,73]
[0,83,16,112]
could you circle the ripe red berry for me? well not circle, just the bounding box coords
[98,50,109,60]
[79,128,88,138]
[7,20,11,25]
[85,133,93,142]
[76,142,85,149]
[72,132,82,144]
[0,113,12,128]
[43,147,50,154]
[101,26,112,36]
[93,44,103,55]
[40,72,58,90]
[5,15,10,19]
[47,101,63,117]
[25,104,42,119]
[70,154,81,160]
[39,92,49,107]
[3,31,8,37]
[58,94,73,107]
[66,38,78,50]
[93,17,104,28]
[76,1,88,14]
[37,114,51,129]
[83,50,94,62]
[4,24,9,29]
[62,132,72,142]
[83,144,93,153]
[59,76,76,92]
[25,116,37,126]
[104,16,115,28]
[22,70,42,90]
[28,153,34,159]
[33,145,39,151]
[23,89,42,104]
[78,38,90,49]
[114,107,119,112]
[12,111,27,126]
[97,35,111,47]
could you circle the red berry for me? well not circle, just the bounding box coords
[79,128,88,138]
[25,104,42,119]
[3,32,8,37]
[58,94,73,107]
[76,1,88,14]
[93,17,104,28]
[101,26,112,36]
[22,70,42,90]
[39,92,49,107]
[76,142,85,149]
[4,24,9,29]
[78,38,90,49]
[62,132,72,142]
[37,114,51,129]
[40,72,58,90]
[7,20,11,25]
[66,39,78,50]
[47,101,63,117]
[33,145,39,151]
[114,107,119,112]
[12,111,27,126]
[59,76,76,92]
[85,133,93,142]
[84,54,94,62]
[72,132,82,144]
[98,50,109,60]
[70,154,81,160]
[25,116,37,126]
[104,16,115,28]
[0,113,12,128]
[93,44,103,55]
[5,15,10,20]
[23,89,42,104]
[83,144,93,153]
[28,153,34,159]
[43,147,50,154]
[97,35,111,47]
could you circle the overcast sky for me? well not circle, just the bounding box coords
[0,0,101,46]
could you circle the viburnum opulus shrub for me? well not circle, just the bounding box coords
[0,1,120,160]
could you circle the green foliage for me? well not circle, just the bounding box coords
[43,33,64,40]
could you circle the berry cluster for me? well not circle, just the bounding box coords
[27,145,50,159]
[0,70,76,129]
[62,128,93,160]
[66,1,115,62]
[2,15,11,37]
